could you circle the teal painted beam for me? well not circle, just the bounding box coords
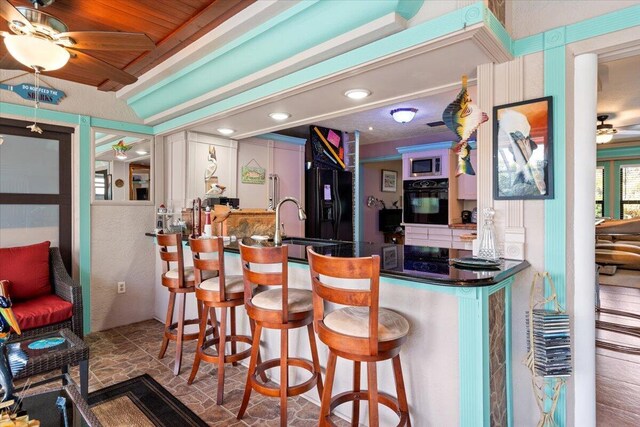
[597,146,640,160]
[396,141,457,153]
[91,117,154,135]
[255,132,306,146]
[130,0,421,119]
[513,33,543,57]
[152,2,486,134]
[483,5,512,54]
[544,43,566,427]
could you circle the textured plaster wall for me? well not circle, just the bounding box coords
[507,1,639,40]
[91,205,155,331]
[0,70,143,124]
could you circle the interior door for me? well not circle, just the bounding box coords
[0,118,73,271]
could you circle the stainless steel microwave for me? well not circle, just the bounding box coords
[409,156,442,177]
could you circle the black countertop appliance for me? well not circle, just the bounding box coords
[305,167,353,240]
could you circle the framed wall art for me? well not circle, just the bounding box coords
[381,169,398,193]
[493,96,554,200]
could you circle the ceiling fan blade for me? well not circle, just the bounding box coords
[68,48,137,85]
[616,130,640,135]
[58,31,155,51]
[0,0,34,32]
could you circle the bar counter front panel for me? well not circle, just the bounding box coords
[151,236,528,426]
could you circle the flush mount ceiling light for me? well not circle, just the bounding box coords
[269,112,291,121]
[217,128,235,135]
[596,115,617,144]
[135,149,148,155]
[4,34,70,71]
[344,89,371,100]
[390,108,418,124]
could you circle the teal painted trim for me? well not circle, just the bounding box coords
[152,2,486,134]
[458,286,490,426]
[90,118,153,135]
[130,0,416,118]
[354,130,362,243]
[483,5,512,54]
[396,141,456,153]
[566,4,640,45]
[513,34,543,56]
[95,136,145,154]
[544,45,566,427]
[613,159,640,219]
[597,146,640,160]
[512,4,640,57]
[396,0,424,20]
[78,116,92,334]
[505,283,513,427]
[1,102,83,124]
[128,0,319,105]
[359,154,402,163]
[255,132,306,146]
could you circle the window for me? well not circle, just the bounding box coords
[0,118,73,271]
[620,164,640,219]
[596,166,604,217]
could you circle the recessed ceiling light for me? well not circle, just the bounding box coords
[135,150,148,155]
[344,89,371,100]
[368,126,373,131]
[217,128,235,135]
[269,112,291,121]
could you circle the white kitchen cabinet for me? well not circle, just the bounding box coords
[404,224,452,248]
[457,149,477,200]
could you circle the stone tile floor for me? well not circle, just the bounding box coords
[16,319,350,426]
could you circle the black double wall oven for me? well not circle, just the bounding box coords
[403,178,449,225]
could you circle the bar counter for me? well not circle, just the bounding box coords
[150,233,529,426]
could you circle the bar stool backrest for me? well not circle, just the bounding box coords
[189,236,226,301]
[157,233,188,288]
[307,247,381,356]
[239,242,289,322]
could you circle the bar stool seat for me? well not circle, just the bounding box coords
[324,307,410,342]
[251,288,313,313]
[165,267,217,283]
[199,275,245,294]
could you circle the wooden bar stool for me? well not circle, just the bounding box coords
[188,236,253,404]
[307,247,411,427]
[157,233,212,375]
[237,242,323,427]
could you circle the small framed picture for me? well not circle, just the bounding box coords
[381,169,398,193]
[493,96,554,200]
[382,245,398,270]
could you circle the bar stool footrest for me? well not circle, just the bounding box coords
[251,357,320,398]
[199,334,253,363]
[164,320,212,342]
[326,390,409,427]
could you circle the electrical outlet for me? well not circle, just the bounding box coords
[117,281,126,294]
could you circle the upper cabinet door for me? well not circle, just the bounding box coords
[457,150,477,200]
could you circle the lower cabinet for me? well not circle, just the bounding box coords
[405,225,476,249]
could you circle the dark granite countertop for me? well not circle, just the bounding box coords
[147,233,529,287]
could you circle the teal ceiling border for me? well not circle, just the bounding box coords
[0,101,153,334]
[360,154,402,163]
[152,2,490,135]
[255,132,306,146]
[129,0,425,119]
[597,146,640,160]
[513,3,640,56]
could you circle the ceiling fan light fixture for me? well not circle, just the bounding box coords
[4,34,70,71]
[596,114,618,144]
[390,108,418,124]
[596,133,614,144]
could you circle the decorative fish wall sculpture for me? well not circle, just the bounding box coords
[442,75,488,176]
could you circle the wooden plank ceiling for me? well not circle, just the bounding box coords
[0,0,255,91]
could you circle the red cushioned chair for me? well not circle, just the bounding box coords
[0,242,83,340]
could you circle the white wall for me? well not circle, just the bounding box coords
[91,205,155,331]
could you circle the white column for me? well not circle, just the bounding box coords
[573,52,598,427]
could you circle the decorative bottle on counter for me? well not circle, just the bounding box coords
[203,206,212,237]
[192,198,201,238]
[477,207,499,260]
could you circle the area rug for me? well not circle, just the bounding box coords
[88,374,207,427]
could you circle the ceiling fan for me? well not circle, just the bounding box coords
[0,0,155,85]
[596,115,640,144]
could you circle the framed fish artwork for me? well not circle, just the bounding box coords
[493,96,554,200]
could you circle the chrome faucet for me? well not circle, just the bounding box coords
[274,197,306,245]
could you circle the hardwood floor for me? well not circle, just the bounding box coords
[597,271,640,426]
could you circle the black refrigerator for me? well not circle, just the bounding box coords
[305,168,353,241]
